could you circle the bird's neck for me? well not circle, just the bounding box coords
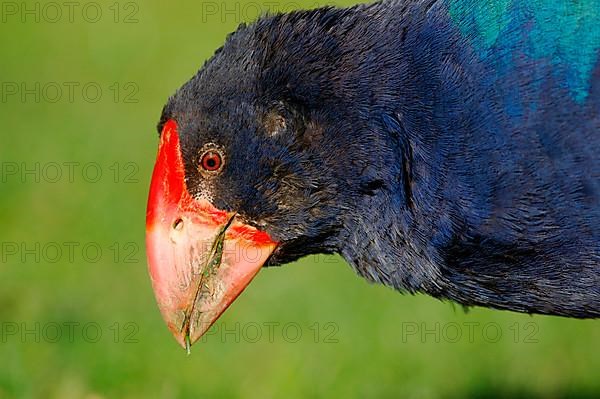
[294,1,600,317]
[339,189,600,318]
[338,185,442,294]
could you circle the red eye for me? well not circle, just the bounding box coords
[200,150,223,172]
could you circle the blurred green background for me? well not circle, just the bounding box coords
[0,1,599,398]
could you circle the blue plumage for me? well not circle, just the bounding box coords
[450,0,600,103]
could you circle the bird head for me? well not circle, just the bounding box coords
[145,15,392,350]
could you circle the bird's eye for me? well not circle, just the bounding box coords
[199,149,224,173]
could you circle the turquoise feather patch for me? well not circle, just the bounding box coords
[448,0,600,103]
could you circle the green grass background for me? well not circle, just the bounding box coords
[0,1,599,398]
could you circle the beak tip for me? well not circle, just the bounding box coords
[167,325,192,352]
[163,314,212,352]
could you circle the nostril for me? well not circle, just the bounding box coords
[173,218,184,231]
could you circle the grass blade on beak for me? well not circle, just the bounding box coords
[179,215,237,351]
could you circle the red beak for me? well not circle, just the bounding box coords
[145,120,278,351]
